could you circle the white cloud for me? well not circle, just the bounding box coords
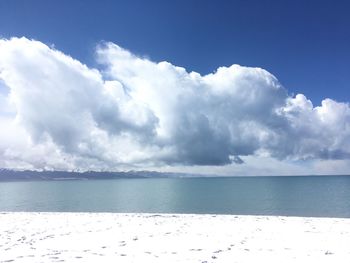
[0,37,349,173]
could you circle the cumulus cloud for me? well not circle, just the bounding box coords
[0,37,350,171]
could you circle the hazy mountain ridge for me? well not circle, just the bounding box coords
[0,169,202,181]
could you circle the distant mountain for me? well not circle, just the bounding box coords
[0,169,202,181]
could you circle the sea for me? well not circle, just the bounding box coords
[1,176,350,218]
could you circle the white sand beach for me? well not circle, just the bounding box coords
[1,213,350,263]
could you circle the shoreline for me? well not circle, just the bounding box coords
[1,212,350,262]
[2,211,350,219]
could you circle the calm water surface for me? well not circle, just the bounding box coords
[1,176,350,217]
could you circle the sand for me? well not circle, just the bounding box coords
[1,212,350,262]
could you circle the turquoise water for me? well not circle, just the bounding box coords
[0,176,350,217]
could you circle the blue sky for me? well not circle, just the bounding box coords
[1,0,349,105]
[1,1,350,174]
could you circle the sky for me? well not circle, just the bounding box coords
[0,0,350,175]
